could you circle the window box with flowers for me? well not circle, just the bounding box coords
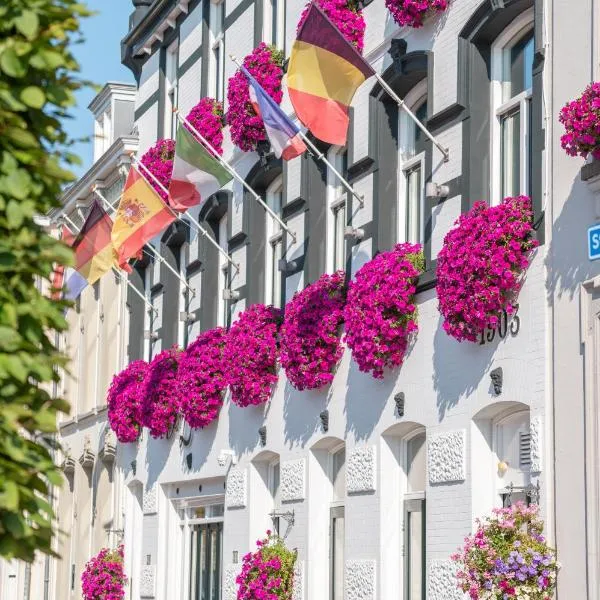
[385,0,449,29]
[140,138,175,201]
[81,545,127,600]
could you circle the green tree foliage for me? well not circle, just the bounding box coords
[0,0,90,560]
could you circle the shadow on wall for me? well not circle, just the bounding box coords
[546,173,599,301]
[182,419,219,474]
[432,314,496,421]
[283,380,322,449]
[228,399,266,456]
[344,359,392,442]
[145,435,171,489]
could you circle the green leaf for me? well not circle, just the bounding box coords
[6,201,24,228]
[5,127,38,148]
[2,168,32,200]
[29,49,64,70]
[14,11,39,40]
[0,481,19,511]
[0,48,26,78]
[3,514,27,538]
[20,86,45,109]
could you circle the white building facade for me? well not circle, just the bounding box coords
[18,1,600,600]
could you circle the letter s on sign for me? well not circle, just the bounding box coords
[593,232,600,251]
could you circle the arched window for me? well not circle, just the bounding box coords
[265,175,284,308]
[398,80,428,245]
[491,11,534,202]
[404,431,426,600]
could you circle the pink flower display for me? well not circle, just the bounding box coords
[280,271,346,391]
[107,360,147,443]
[385,0,449,28]
[224,304,282,407]
[178,328,228,429]
[344,243,424,378]
[185,97,226,156]
[452,503,559,600]
[226,43,285,152]
[139,138,175,201]
[436,196,538,343]
[140,347,181,438]
[236,532,296,600]
[81,545,127,600]
[559,82,600,160]
[297,0,366,53]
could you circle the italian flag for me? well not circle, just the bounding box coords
[168,125,232,211]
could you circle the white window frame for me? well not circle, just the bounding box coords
[490,8,534,205]
[217,214,229,327]
[326,148,346,274]
[268,459,281,534]
[165,41,179,138]
[397,80,428,244]
[265,176,284,308]
[209,0,225,102]
[263,0,285,49]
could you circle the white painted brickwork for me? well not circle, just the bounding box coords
[179,3,203,65]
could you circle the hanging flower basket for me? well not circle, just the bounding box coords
[280,271,346,391]
[185,97,226,156]
[298,0,366,53]
[139,138,175,201]
[452,503,559,599]
[236,531,297,600]
[81,545,127,600]
[344,243,424,379]
[107,360,148,444]
[436,196,538,343]
[226,43,285,152]
[385,0,449,28]
[559,82,600,160]
[224,304,283,407]
[179,327,228,429]
[140,347,181,439]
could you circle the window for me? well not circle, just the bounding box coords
[209,0,225,102]
[165,42,179,138]
[326,149,347,273]
[180,245,201,348]
[265,177,284,308]
[217,215,230,327]
[494,410,532,506]
[269,461,281,534]
[404,431,426,600]
[144,256,162,360]
[330,447,345,600]
[492,20,534,202]
[263,0,285,50]
[398,85,427,244]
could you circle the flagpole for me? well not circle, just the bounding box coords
[175,110,297,243]
[92,186,197,297]
[61,214,157,316]
[228,53,365,209]
[373,73,449,162]
[130,154,240,273]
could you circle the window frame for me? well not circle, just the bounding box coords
[264,175,284,308]
[217,214,229,328]
[490,9,534,205]
[262,0,286,51]
[164,41,179,139]
[329,443,346,600]
[326,148,348,274]
[209,0,226,102]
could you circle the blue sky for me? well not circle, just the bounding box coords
[65,0,134,177]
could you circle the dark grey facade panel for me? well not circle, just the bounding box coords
[224,0,255,30]
[127,265,147,361]
[134,90,160,122]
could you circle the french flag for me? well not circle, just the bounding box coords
[242,66,307,161]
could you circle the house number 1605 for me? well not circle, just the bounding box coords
[479,304,521,345]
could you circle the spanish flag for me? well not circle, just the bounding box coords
[72,202,115,285]
[112,166,176,269]
[287,2,375,146]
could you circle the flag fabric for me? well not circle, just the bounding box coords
[64,268,88,301]
[72,202,115,286]
[287,2,375,146]
[113,166,176,268]
[242,66,307,160]
[51,225,87,301]
[168,125,233,211]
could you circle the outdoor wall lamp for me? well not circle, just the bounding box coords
[344,226,365,241]
[498,461,509,476]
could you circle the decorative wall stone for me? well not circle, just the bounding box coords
[347,446,377,494]
[345,560,376,600]
[223,565,239,600]
[143,484,157,515]
[428,560,464,600]
[140,565,156,598]
[530,416,542,473]
[226,467,247,508]
[428,430,466,484]
[280,458,305,502]
[292,560,304,600]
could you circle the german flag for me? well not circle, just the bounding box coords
[112,166,176,269]
[72,202,115,285]
[287,2,375,146]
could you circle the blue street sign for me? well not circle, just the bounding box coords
[589,223,600,261]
